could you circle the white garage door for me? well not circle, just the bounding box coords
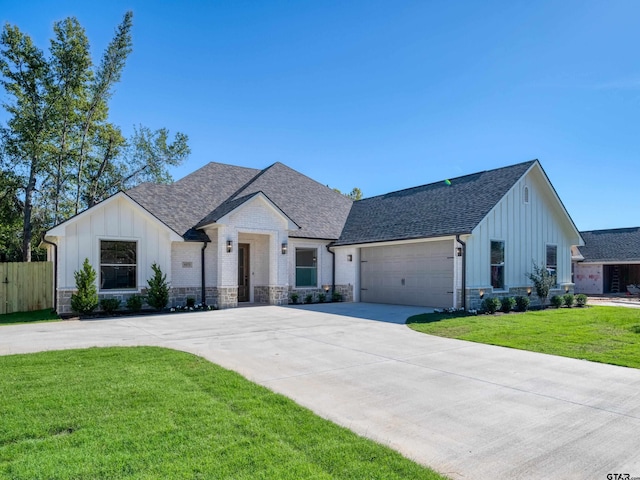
[360,240,454,308]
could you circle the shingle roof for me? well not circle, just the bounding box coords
[333,160,537,246]
[577,227,640,263]
[126,161,352,241]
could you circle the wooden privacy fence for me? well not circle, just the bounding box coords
[0,262,53,315]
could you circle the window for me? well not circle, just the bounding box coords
[100,240,137,290]
[490,241,505,290]
[523,186,529,204]
[546,245,557,277]
[296,248,317,287]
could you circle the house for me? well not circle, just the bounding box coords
[573,227,640,295]
[43,159,583,314]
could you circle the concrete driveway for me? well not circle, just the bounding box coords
[2,303,639,479]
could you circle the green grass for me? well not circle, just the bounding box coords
[0,347,445,480]
[407,306,640,369]
[0,308,60,325]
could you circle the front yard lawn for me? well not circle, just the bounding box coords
[0,347,445,480]
[0,308,60,326]
[407,306,640,369]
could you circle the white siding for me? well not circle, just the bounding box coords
[466,166,578,290]
[57,196,174,292]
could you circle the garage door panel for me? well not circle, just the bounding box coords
[361,241,453,308]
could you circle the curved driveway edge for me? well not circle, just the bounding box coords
[2,303,639,479]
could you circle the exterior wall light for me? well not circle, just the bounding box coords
[226,240,233,253]
[479,290,485,299]
[281,242,288,255]
[456,247,462,257]
[347,254,352,262]
[323,284,330,293]
[527,287,532,296]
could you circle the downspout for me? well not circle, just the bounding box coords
[201,241,208,307]
[40,235,58,313]
[325,243,335,296]
[456,235,466,311]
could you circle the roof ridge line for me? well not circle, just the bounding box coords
[225,163,276,201]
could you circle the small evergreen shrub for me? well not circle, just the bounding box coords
[332,291,343,302]
[550,295,564,308]
[70,258,99,315]
[526,262,556,307]
[290,293,299,304]
[515,296,530,312]
[482,297,501,314]
[100,298,121,314]
[563,293,575,308]
[576,294,588,307]
[500,297,516,313]
[186,297,196,308]
[147,263,169,310]
[318,293,326,303]
[305,293,313,304]
[126,294,143,312]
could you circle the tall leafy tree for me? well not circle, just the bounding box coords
[0,12,190,262]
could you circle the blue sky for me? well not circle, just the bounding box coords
[2,0,639,231]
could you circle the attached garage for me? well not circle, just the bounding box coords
[360,240,454,308]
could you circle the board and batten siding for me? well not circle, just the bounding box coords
[466,166,577,290]
[56,196,174,291]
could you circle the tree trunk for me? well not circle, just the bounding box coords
[22,158,38,262]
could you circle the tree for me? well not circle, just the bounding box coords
[332,187,363,201]
[70,258,98,314]
[146,263,169,310]
[526,261,556,307]
[0,12,190,261]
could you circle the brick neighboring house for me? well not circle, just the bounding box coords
[573,227,640,295]
[44,159,583,313]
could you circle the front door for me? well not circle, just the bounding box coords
[238,243,250,302]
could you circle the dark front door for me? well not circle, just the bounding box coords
[238,243,250,302]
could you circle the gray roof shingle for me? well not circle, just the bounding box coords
[126,161,352,241]
[577,227,640,263]
[334,160,537,246]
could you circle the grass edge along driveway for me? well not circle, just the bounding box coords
[0,346,446,480]
[407,306,640,369]
[0,309,60,325]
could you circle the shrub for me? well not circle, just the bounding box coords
[147,263,169,310]
[318,293,326,303]
[515,296,530,312]
[186,297,196,308]
[100,298,121,314]
[550,295,564,308]
[526,261,556,307]
[332,291,343,302]
[290,293,299,304]
[563,293,575,308]
[482,297,501,314]
[304,293,313,304]
[126,294,143,312]
[500,297,516,313]
[576,294,588,307]
[71,258,99,315]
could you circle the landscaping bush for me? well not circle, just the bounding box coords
[500,297,516,313]
[576,294,588,307]
[147,263,169,311]
[481,297,501,314]
[304,293,313,304]
[515,296,530,312]
[526,261,556,307]
[550,295,564,308]
[318,293,326,303]
[186,297,196,308]
[71,258,99,315]
[100,298,121,314]
[126,295,143,312]
[290,293,299,304]
[563,293,575,308]
[332,291,343,302]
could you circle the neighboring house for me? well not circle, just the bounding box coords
[573,227,640,295]
[43,159,583,314]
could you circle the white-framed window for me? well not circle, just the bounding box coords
[490,240,505,290]
[546,244,557,277]
[295,248,317,287]
[100,240,137,290]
